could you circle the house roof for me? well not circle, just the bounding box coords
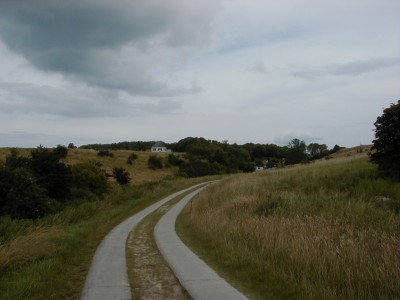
[152,141,166,148]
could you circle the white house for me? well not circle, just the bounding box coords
[151,141,171,153]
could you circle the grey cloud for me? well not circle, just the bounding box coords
[0,0,218,96]
[0,81,120,117]
[130,99,182,114]
[0,81,183,118]
[246,62,266,73]
[292,58,400,80]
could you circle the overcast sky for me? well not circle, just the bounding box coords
[0,0,399,148]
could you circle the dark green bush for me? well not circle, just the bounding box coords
[53,145,68,159]
[30,146,72,201]
[97,150,114,157]
[168,154,184,166]
[5,148,30,169]
[178,160,220,177]
[127,152,138,165]
[0,167,54,219]
[148,155,163,170]
[71,162,109,198]
[239,162,256,173]
[112,167,131,185]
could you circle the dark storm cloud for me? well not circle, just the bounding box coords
[0,0,218,95]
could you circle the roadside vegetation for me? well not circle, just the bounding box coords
[0,175,213,299]
[177,152,400,299]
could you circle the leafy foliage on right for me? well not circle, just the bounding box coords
[371,100,400,181]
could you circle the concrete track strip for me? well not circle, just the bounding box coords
[155,186,248,300]
[81,182,210,300]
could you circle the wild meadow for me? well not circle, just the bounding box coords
[177,156,400,299]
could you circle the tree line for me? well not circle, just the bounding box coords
[81,137,342,178]
[80,141,156,151]
[171,137,341,177]
[81,137,340,164]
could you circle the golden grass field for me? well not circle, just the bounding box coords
[0,147,182,184]
[177,149,400,299]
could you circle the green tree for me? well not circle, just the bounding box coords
[330,144,343,154]
[0,167,52,219]
[286,138,308,164]
[178,160,220,177]
[53,145,68,159]
[371,100,400,180]
[168,154,184,166]
[307,143,328,160]
[30,146,72,200]
[252,144,266,158]
[71,162,109,197]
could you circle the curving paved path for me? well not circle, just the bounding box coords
[155,187,249,300]
[81,182,209,300]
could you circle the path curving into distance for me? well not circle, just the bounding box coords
[81,182,210,300]
[155,187,249,300]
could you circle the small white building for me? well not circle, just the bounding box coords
[151,141,171,153]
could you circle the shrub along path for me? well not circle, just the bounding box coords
[81,182,209,300]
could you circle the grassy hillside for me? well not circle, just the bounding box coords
[0,147,212,299]
[0,148,181,185]
[177,152,399,299]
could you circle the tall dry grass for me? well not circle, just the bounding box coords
[178,158,400,299]
[0,227,63,272]
[64,148,181,184]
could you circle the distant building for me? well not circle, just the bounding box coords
[151,141,171,153]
